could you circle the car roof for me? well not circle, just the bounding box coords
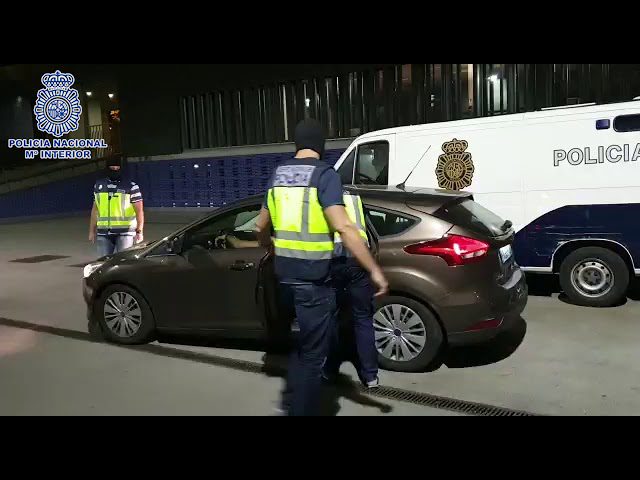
[345,185,471,205]
[234,187,471,212]
[171,187,468,239]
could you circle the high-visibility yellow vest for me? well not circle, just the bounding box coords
[334,191,369,257]
[95,190,137,233]
[267,162,335,265]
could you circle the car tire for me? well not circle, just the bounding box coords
[559,247,629,307]
[374,296,444,373]
[95,284,156,345]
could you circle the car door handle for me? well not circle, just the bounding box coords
[230,261,255,271]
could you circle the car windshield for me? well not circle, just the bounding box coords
[434,198,508,237]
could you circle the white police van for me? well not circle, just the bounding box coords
[335,100,640,307]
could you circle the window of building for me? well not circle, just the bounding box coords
[178,64,634,152]
[485,64,508,116]
[460,64,474,118]
[355,141,389,186]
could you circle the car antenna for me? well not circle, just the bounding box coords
[396,145,431,190]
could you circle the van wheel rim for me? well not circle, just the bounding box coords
[570,259,614,298]
[374,304,427,362]
[104,292,142,338]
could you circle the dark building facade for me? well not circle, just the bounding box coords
[2,64,640,162]
[117,64,640,157]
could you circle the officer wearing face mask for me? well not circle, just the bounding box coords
[88,155,145,257]
[255,119,388,416]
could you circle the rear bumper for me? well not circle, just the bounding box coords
[445,272,528,347]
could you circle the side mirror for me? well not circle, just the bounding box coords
[168,235,184,254]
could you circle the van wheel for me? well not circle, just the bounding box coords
[96,284,156,345]
[373,296,443,373]
[559,247,629,307]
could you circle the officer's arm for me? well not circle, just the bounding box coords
[255,207,273,248]
[133,201,145,234]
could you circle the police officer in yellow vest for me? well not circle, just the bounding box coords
[88,155,145,257]
[324,189,380,388]
[255,119,388,416]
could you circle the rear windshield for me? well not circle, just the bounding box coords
[434,198,508,237]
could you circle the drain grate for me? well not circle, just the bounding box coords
[10,255,70,264]
[364,386,540,416]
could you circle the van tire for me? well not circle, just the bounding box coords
[374,296,443,373]
[559,247,629,307]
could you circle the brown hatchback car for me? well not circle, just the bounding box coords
[83,185,528,373]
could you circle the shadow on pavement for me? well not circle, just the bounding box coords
[260,352,393,416]
[156,333,394,416]
[1,316,525,415]
[431,315,527,370]
[525,273,560,297]
[627,279,640,302]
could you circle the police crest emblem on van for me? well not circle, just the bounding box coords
[435,138,475,191]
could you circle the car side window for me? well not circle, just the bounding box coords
[182,205,261,251]
[355,141,389,186]
[337,149,356,185]
[365,207,416,237]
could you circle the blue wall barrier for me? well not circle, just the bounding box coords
[0,149,346,218]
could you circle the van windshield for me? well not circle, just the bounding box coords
[434,198,508,238]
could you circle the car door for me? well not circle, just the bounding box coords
[190,204,269,331]
[153,203,268,332]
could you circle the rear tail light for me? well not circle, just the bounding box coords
[403,235,490,266]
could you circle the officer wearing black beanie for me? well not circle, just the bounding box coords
[294,119,326,158]
[254,119,388,416]
[89,155,145,257]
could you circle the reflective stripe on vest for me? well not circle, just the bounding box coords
[334,192,368,257]
[95,191,137,231]
[267,165,334,261]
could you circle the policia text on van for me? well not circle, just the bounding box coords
[554,143,640,166]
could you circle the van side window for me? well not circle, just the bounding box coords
[337,150,356,185]
[613,114,640,132]
[355,141,389,186]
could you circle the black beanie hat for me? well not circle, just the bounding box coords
[294,119,325,157]
[106,155,122,168]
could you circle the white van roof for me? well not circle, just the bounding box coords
[356,99,640,140]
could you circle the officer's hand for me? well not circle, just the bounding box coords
[371,268,389,298]
[88,231,96,244]
[135,232,144,244]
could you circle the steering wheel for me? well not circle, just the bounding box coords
[214,230,228,249]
